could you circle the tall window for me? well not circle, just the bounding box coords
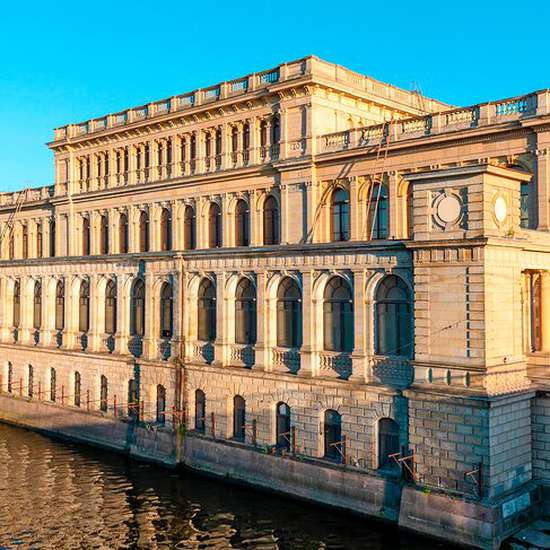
[231,126,238,154]
[33,281,42,329]
[130,279,145,337]
[521,182,530,229]
[105,279,117,335]
[529,273,542,352]
[8,235,14,260]
[324,409,342,461]
[378,418,400,469]
[79,280,90,333]
[277,277,302,348]
[198,279,216,341]
[271,115,280,146]
[160,283,173,338]
[331,188,350,242]
[160,208,172,251]
[139,211,149,252]
[323,277,353,352]
[235,200,249,247]
[235,278,256,345]
[119,213,129,253]
[190,134,196,170]
[28,365,33,398]
[36,223,43,257]
[233,395,246,441]
[50,368,56,402]
[263,196,280,245]
[100,375,108,412]
[128,379,138,418]
[195,389,206,432]
[260,120,268,148]
[74,371,81,407]
[368,183,389,239]
[82,217,90,255]
[22,225,28,259]
[100,214,109,254]
[49,218,56,257]
[243,122,250,160]
[183,206,196,250]
[13,281,20,328]
[55,280,65,331]
[276,402,291,450]
[406,185,414,239]
[156,385,166,425]
[208,203,222,248]
[375,275,411,357]
[7,362,12,393]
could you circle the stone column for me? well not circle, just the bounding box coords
[541,271,550,352]
[250,190,260,246]
[213,271,228,366]
[18,277,33,345]
[350,177,360,241]
[221,194,231,248]
[536,147,550,230]
[278,108,287,160]
[142,273,158,360]
[299,270,316,377]
[114,274,130,355]
[128,145,137,185]
[62,276,79,349]
[0,278,12,342]
[172,135,181,178]
[253,271,269,370]
[88,274,103,352]
[169,269,182,360]
[280,184,289,244]
[220,124,230,170]
[388,172,398,239]
[350,270,367,383]
[39,277,55,347]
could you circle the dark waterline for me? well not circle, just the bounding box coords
[0,423,447,549]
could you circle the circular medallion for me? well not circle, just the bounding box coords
[437,195,462,224]
[494,196,507,223]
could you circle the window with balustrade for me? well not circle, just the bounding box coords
[277,277,302,348]
[323,277,353,352]
[160,282,173,338]
[138,211,149,252]
[235,200,249,247]
[195,389,206,432]
[119,213,129,253]
[160,208,172,251]
[33,281,42,330]
[105,279,117,335]
[198,278,216,342]
[235,278,256,345]
[99,214,109,254]
[82,216,90,256]
[208,203,222,248]
[331,188,350,242]
[79,280,90,333]
[233,395,246,441]
[55,280,65,331]
[367,183,389,239]
[378,418,400,469]
[130,279,145,337]
[276,402,291,450]
[263,196,279,245]
[324,409,342,461]
[183,205,196,250]
[375,275,411,356]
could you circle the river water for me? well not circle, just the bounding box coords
[0,423,446,549]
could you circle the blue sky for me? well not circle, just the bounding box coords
[1,0,549,191]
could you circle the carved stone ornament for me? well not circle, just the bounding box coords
[432,190,464,230]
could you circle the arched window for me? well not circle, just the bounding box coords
[22,225,28,259]
[243,122,250,159]
[160,208,172,251]
[324,409,342,461]
[36,223,43,257]
[12,280,20,328]
[521,181,530,229]
[205,132,211,160]
[74,371,81,407]
[231,125,238,153]
[271,115,280,145]
[33,281,42,329]
[215,129,222,158]
[50,367,56,401]
[378,418,400,469]
[368,183,389,239]
[100,375,108,412]
[82,216,90,255]
[100,214,109,254]
[156,385,166,425]
[235,200,249,247]
[375,275,412,356]
[160,282,173,338]
[263,196,280,245]
[190,134,196,170]
[233,395,246,441]
[28,365,33,398]
[235,278,256,345]
[183,205,196,250]
[529,272,542,352]
[119,213,129,254]
[331,188,350,242]
[139,211,149,252]
[198,278,216,341]
[276,402,291,450]
[208,203,222,248]
[128,379,138,418]
[55,280,65,331]
[8,235,14,260]
[260,120,268,147]
[105,279,117,335]
[195,389,206,432]
[130,279,145,337]
[79,280,90,333]
[323,277,353,352]
[49,217,56,257]
[277,277,302,348]
[406,185,414,239]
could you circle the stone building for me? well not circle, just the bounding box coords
[1,56,550,549]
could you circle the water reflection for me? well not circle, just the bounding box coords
[0,424,445,549]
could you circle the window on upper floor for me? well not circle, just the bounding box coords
[235,199,249,247]
[271,115,280,145]
[521,181,530,229]
[130,279,145,337]
[119,213,129,254]
[22,225,28,259]
[160,208,172,251]
[159,282,173,339]
[12,280,20,329]
[198,278,216,342]
[323,276,353,353]
[139,211,149,253]
[277,277,302,349]
[331,188,350,242]
[49,218,56,257]
[55,280,64,331]
[79,280,90,333]
[263,196,280,245]
[100,214,109,255]
[105,279,117,335]
[82,217,90,256]
[208,203,222,248]
[183,205,196,250]
[36,223,43,258]
[33,281,42,330]
[367,183,389,240]
[235,278,256,345]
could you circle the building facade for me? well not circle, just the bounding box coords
[1,56,550,549]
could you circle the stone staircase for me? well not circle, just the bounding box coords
[506,520,550,549]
